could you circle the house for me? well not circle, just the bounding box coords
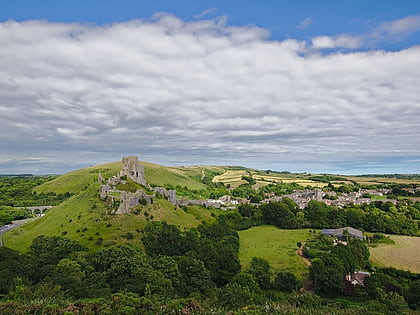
[321,226,364,240]
[344,271,370,295]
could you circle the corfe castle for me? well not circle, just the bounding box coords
[99,156,177,214]
[100,156,224,214]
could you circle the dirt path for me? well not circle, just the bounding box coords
[296,244,315,293]
[297,244,312,266]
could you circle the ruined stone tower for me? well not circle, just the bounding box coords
[119,156,146,186]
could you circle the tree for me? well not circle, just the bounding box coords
[272,271,300,292]
[142,221,185,257]
[310,255,346,294]
[175,256,213,295]
[30,235,87,266]
[261,202,295,228]
[305,201,330,228]
[405,280,420,310]
[221,272,262,308]
[90,245,153,294]
[331,244,357,273]
[248,257,271,290]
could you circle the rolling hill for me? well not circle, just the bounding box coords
[3,160,224,252]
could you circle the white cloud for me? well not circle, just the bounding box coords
[0,15,419,174]
[376,15,420,36]
[312,15,420,50]
[194,8,218,19]
[311,34,362,49]
[297,17,313,29]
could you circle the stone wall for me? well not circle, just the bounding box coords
[119,156,146,186]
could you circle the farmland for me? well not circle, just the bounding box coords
[369,235,420,273]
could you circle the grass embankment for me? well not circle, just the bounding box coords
[369,235,420,273]
[3,161,222,252]
[239,225,311,279]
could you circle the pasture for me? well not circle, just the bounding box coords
[369,235,420,273]
[238,225,311,279]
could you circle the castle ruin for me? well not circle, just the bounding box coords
[100,156,178,214]
[119,156,146,186]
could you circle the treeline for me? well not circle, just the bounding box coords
[0,176,73,207]
[237,199,420,235]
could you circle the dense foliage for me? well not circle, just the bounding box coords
[239,199,420,236]
[0,176,71,207]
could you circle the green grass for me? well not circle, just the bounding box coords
[4,187,222,253]
[239,225,311,279]
[34,162,122,195]
[143,162,206,190]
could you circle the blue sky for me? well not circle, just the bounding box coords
[1,1,420,174]
[2,0,420,49]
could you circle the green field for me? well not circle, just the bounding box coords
[369,235,420,273]
[238,225,311,279]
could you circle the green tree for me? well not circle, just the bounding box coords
[272,271,300,292]
[310,255,346,294]
[142,221,185,257]
[248,257,271,290]
[405,280,420,310]
[221,272,262,308]
[175,256,213,295]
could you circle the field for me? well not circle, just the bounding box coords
[213,170,328,189]
[344,176,420,186]
[369,235,420,273]
[238,225,311,279]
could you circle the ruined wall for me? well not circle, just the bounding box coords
[119,156,146,186]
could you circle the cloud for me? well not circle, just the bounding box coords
[0,15,419,174]
[311,34,362,49]
[297,17,313,29]
[377,15,420,35]
[311,15,420,49]
[194,8,218,19]
[370,15,420,43]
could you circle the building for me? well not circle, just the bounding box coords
[321,226,364,240]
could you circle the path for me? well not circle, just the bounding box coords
[297,244,312,266]
[296,244,315,294]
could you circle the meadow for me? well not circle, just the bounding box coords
[369,235,420,273]
[238,225,311,279]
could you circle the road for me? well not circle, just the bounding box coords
[0,219,30,247]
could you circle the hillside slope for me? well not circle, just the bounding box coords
[3,160,222,252]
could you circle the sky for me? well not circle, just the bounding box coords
[1,1,420,175]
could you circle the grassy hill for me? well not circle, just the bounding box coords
[3,160,223,252]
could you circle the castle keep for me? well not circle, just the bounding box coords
[119,156,146,186]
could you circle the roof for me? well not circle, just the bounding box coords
[321,226,363,240]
